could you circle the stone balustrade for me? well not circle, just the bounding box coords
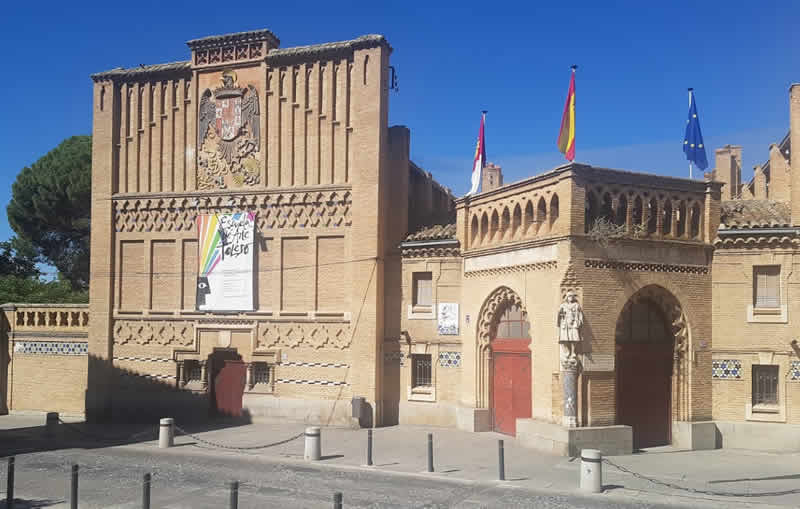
[1,303,89,333]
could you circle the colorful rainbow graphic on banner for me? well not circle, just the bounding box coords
[197,214,223,277]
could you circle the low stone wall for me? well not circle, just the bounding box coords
[715,420,800,451]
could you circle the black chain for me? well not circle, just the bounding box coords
[58,418,156,443]
[603,457,800,498]
[173,424,304,451]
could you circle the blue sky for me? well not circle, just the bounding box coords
[1,0,798,259]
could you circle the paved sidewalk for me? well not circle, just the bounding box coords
[140,419,800,508]
[2,415,799,508]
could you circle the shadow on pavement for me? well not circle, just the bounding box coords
[0,498,62,508]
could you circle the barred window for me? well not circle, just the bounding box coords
[186,360,202,382]
[412,272,433,308]
[253,362,270,385]
[753,266,780,308]
[412,354,432,387]
[752,365,778,407]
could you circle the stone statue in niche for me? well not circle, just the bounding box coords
[197,70,261,190]
[557,290,583,366]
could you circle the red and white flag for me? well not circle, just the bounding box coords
[467,112,487,196]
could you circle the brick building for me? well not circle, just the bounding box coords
[1,28,798,453]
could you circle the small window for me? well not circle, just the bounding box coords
[253,362,270,385]
[752,365,778,408]
[412,272,433,308]
[753,266,780,308]
[412,354,432,387]
[185,360,202,382]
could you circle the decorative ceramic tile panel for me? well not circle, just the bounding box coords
[437,303,459,335]
[13,341,88,355]
[438,351,461,368]
[384,351,404,362]
[275,378,348,386]
[278,361,348,368]
[712,359,742,379]
[790,361,800,381]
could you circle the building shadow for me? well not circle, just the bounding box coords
[0,498,62,508]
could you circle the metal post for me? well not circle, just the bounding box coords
[45,412,59,439]
[579,449,602,493]
[70,464,79,509]
[6,456,15,509]
[498,440,505,481]
[229,481,238,509]
[142,473,151,509]
[158,418,174,448]
[366,429,373,466]
[304,427,321,461]
[427,433,434,473]
[333,492,342,509]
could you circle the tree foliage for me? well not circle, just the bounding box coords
[0,276,89,304]
[8,136,91,290]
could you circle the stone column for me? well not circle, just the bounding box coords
[176,361,185,388]
[562,361,578,428]
[246,363,254,390]
[200,361,208,390]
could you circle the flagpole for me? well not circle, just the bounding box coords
[688,88,693,179]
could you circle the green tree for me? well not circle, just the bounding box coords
[0,237,40,278]
[8,136,91,290]
[0,276,89,304]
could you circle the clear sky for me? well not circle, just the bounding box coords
[1,0,798,254]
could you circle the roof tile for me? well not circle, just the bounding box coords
[720,200,791,229]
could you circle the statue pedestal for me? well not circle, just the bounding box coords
[561,360,578,428]
[516,419,633,457]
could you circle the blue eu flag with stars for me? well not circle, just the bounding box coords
[683,88,708,170]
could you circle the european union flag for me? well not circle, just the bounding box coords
[683,88,708,170]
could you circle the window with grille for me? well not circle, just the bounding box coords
[753,266,780,308]
[494,304,530,339]
[412,272,433,309]
[253,362,270,385]
[186,360,202,382]
[752,365,778,407]
[412,354,432,387]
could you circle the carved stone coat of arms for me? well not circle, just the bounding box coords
[197,71,261,189]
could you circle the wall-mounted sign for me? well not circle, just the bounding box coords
[438,303,459,335]
[197,212,255,311]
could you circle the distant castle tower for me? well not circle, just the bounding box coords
[482,162,503,192]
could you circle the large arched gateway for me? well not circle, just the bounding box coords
[476,287,532,435]
[615,285,690,449]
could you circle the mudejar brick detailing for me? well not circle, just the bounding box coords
[1,27,798,453]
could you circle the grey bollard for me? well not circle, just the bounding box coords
[579,449,602,493]
[304,426,321,461]
[158,418,174,449]
[45,412,59,439]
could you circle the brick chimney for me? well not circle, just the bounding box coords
[714,145,742,200]
[791,84,800,225]
[482,162,503,192]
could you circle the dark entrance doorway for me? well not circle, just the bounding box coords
[616,297,674,449]
[491,303,531,436]
[209,349,246,417]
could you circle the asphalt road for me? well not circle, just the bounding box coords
[1,446,695,509]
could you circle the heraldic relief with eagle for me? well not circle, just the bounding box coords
[198,70,261,190]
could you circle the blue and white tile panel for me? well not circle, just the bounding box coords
[119,372,176,381]
[712,359,742,379]
[790,361,800,381]
[114,356,173,363]
[275,378,348,386]
[438,351,461,368]
[13,341,88,355]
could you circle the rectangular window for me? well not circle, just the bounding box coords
[185,360,202,382]
[412,272,433,308]
[253,362,270,385]
[752,365,778,407]
[753,266,780,308]
[412,354,432,388]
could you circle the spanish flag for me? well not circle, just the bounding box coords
[557,67,576,162]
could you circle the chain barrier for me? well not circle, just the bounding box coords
[603,457,800,498]
[173,424,304,451]
[58,418,156,443]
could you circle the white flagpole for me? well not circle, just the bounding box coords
[688,89,693,179]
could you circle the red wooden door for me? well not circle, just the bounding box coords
[492,340,532,436]
[213,360,247,417]
[618,344,672,449]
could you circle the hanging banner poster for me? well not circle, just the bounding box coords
[196,212,255,311]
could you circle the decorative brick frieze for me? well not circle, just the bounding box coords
[584,259,709,274]
[464,260,557,278]
[113,190,352,232]
[259,321,352,350]
[113,320,194,346]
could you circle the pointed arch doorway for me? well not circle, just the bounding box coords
[491,302,532,435]
[615,286,689,449]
